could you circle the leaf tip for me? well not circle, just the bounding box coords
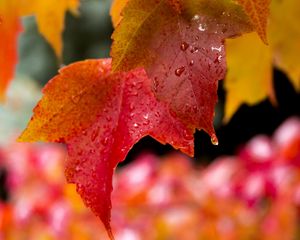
[210,133,219,146]
[106,226,115,240]
[258,32,269,45]
[17,130,32,143]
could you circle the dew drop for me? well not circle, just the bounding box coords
[198,23,206,32]
[133,123,139,128]
[192,14,200,21]
[82,130,87,135]
[211,134,219,146]
[129,103,135,110]
[211,46,222,52]
[180,42,189,51]
[131,91,138,96]
[214,55,223,64]
[222,11,231,17]
[101,137,109,146]
[175,66,185,77]
[91,129,99,141]
[189,60,194,66]
[121,148,126,153]
[190,47,199,53]
[143,119,150,125]
[89,149,96,154]
[75,166,81,172]
[183,130,194,141]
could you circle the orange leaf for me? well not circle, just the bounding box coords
[235,0,271,43]
[0,1,22,101]
[270,0,300,91]
[19,59,194,238]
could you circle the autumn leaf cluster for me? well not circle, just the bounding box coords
[0,0,299,238]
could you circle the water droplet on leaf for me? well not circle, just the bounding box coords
[180,42,189,51]
[175,66,185,76]
[211,134,219,146]
[129,103,135,110]
[82,130,87,135]
[101,137,108,146]
[211,46,222,52]
[183,130,193,141]
[191,47,199,53]
[91,129,99,141]
[198,23,206,32]
[192,15,200,21]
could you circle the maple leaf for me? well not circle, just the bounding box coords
[0,0,79,101]
[235,0,271,43]
[224,0,300,121]
[111,0,252,143]
[0,1,22,101]
[19,59,195,238]
[269,0,300,91]
[224,32,273,122]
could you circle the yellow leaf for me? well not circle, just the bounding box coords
[20,0,80,59]
[111,0,175,72]
[110,0,128,28]
[224,32,273,122]
[224,0,300,122]
[270,0,300,91]
[235,0,270,44]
